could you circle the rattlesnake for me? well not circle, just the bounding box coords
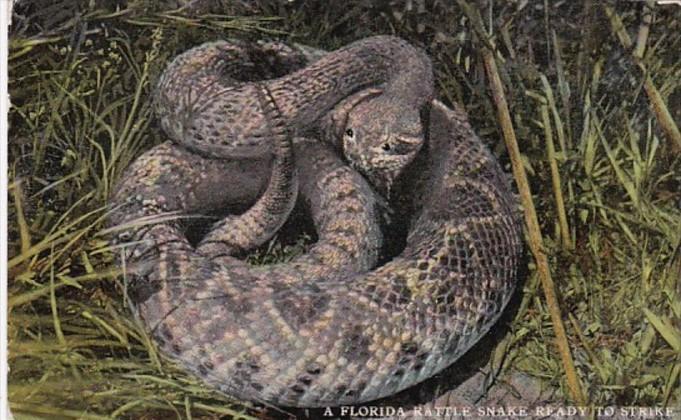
[108,39,522,407]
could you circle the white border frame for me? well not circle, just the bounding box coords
[1,1,10,419]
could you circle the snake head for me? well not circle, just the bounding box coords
[342,94,427,197]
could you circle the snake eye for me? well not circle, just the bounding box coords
[345,128,354,138]
[382,142,391,151]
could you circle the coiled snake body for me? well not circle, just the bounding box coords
[108,39,522,407]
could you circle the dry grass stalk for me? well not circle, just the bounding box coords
[604,3,681,154]
[456,0,587,406]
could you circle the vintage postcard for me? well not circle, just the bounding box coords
[4,0,680,419]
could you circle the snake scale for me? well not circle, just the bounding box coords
[107,38,522,407]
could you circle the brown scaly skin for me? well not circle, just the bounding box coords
[195,84,298,258]
[154,36,434,195]
[108,99,522,407]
